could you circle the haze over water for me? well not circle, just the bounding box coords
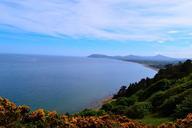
[0,54,157,113]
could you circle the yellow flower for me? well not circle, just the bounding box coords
[0,105,5,111]
[48,111,57,118]
[35,109,45,119]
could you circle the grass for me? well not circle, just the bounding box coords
[137,114,174,126]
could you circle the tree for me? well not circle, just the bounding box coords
[175,95,192,118]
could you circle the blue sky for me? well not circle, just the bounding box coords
[0,0,192,57]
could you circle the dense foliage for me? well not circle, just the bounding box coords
[0,97,149,128]
[102,60,192,119]
[1,96,192,128]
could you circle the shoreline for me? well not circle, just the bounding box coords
[140,63,160,71]
[88,62,159,110]
[121,60,160,71]
[88,95,113,110]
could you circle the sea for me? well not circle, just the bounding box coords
[0,54,157,113]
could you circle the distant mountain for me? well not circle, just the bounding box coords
[88,54,124,60]
[88,54,188,69]
[88,54,183,62]
[123,54,178,62]
[88,54,112,59]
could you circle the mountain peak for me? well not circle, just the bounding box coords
[155,54,167,57]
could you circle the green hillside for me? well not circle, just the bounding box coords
[101,60,192,124]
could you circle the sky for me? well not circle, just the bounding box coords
[0,0,192,57]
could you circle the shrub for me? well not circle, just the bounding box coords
[159,96,177,116]
[140,79,171,100]
[111,105,129,115]
[101,103,113,111]
[18,105,30,115]
[149,91,165,109]
[78,109,105,116]
[175,95,192,118]
[159,89,192,116]
[113,86,127,98]
[116,97,136,107]
[126,102,152,119]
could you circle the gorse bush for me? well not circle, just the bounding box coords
[0,97,153,128]
[1,96,192,127]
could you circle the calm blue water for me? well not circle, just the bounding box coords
[0,54,157,113]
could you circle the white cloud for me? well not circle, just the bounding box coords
[188,33,192,36]
[155,44,192,58]
[0,0,192,41]
[157,40,166,44]
[168,30,180,34]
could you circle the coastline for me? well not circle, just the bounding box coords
[88,55,169,71]
[88,95,113,110]
[140,63,160,71]
[88,62,159,110]
[121,60,161,71]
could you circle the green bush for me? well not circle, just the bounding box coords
[149,91,165,109]
[126,102,152,119]
[101,102,113,111]
[175,95,192,118]
[159,89,192,116]
[159,96,177,116]
[164,80,192,97]
[111,105,129,115]
[78,109,105,116]
[135,90,144,101]
[116,97,136,107]
[140,79,171,100]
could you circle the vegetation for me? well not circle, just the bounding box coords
[0,96,192,128]
[102,60,192,122]
[0,97,149,128]
[76,109,106,116]
[137,115,173,126]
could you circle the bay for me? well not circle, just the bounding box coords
[0,54,157,113]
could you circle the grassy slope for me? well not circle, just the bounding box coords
[137,115,173,126]
[101,60,192,125]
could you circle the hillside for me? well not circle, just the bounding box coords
[101,60,192,125]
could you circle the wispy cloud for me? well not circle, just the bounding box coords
[156,45,192,58]
[0,0,192,41]
[167,30,180,34]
